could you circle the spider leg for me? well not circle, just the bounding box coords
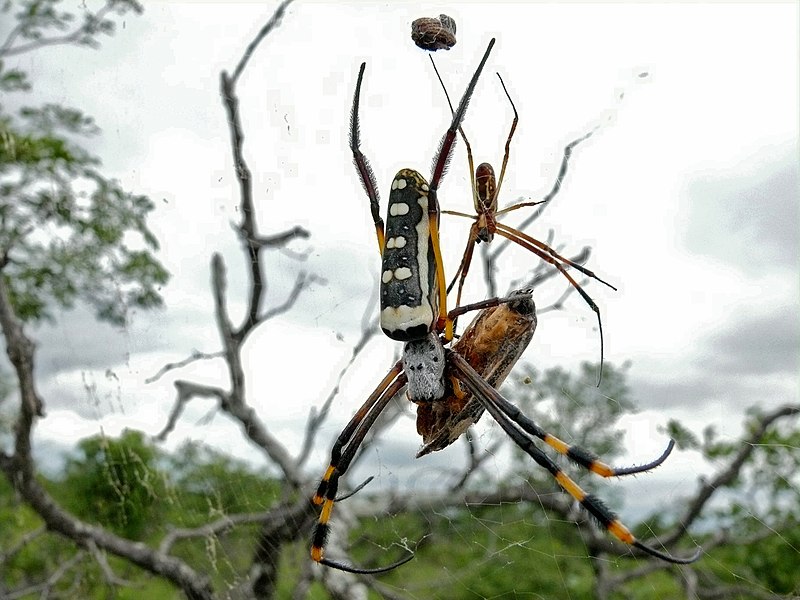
[494,199,548,217]
[448,352,702,564]
[428,39,493,194]
[492,73,518,205]
[428,54,479,211]
[466,378,676,478]
[445,289,533,323]
[312,361,414,574]
[349,62,385,254]
[496,223,616,290]
[428,38,496,341]
[447,222,479,320]
[494,222,611,384]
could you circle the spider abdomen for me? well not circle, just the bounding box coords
[380,169,439,341]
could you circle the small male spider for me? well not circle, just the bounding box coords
[429,58,614,382]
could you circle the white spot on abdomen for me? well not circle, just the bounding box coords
[390,203,410,216]
[391,177,408,190]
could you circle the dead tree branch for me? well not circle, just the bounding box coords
[0,276,214,600]
[671,403,800,545]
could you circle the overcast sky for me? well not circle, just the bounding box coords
[5,2,798,519]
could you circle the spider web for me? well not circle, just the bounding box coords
[4,2,798,599]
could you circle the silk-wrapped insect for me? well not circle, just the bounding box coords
[411,14,457,51]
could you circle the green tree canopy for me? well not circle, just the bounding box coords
[0,0,166,325]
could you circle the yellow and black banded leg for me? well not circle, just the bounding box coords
[311,364,414,574]
[473,378,677,478]
[449,352,701,564]
[312,361,402,507]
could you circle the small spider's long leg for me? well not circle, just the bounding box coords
[428,40,493,194]
[492,73,518,205]
[449,352,702,565]
[497,128,597,246]
[428,55,479,211]
[496,223,616,291]
[494,199,548,217]
[349,62,385,254]
[439,211,480,305]
[428,38,495,341]
[493,222,611,384]
[447,222,479,315]
[312,362,415,574]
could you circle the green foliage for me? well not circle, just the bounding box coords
[59,429,165,539]
[1,433,285,597]
[168,440,283,523]
[1,1,144,56]
[0,0,165,326]
[506,361,635,480]
[353,503,597,599]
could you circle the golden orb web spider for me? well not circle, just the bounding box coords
[310,288,701,574]
[310,36,700,575]
[311,38,500,573]
[429,56,615,383]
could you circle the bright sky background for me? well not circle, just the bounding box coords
[6,2,798,519]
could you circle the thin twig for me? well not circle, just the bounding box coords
[230,0,295,84]
[145,350,225,384]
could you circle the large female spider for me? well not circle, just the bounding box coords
[310,39,700,574]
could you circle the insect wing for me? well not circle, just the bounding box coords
[416,291,537,456]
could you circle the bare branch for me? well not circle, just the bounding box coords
[157,378,303,487]
[229,0,295,84]
[3,551,85,600]
[0,525,45,566]
[248,498,318,599]
[253,225,311,249]
[86,539,136,588]
[160,510,277,554]
[0,277,214,599]
[153,380,228,442]
[145,350,225,384]
[670,404,800,544]
[260,271,322,323]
